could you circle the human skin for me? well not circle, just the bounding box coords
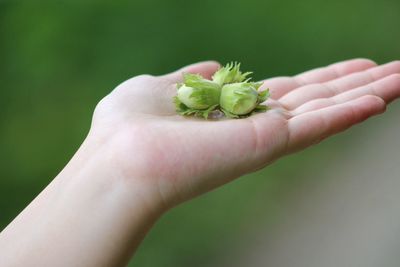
[0,59,400,266]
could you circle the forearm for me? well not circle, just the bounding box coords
[0,136,162,267]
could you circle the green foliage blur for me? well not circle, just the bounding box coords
[0,1,399,266]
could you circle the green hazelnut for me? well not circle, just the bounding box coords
[220,82,259,115]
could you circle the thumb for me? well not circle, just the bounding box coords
[161,60,221,83]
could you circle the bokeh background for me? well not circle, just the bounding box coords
[1,1,399,266]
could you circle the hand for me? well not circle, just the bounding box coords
[2,59,399,267]
[90,59,400,210]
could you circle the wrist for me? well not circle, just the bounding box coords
[63,132,168,219]
[54,133,166,265]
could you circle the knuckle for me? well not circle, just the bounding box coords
[391,60,400,69]
[389,73,400,82]
[363,94,380,101]
[365,95,386,109]
[357,58,377,66]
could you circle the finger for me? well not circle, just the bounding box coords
[262,58,377,99]
[292,74,400,115]
[161,61,221,83]
[280,60,400,109]
[287,95,386,153]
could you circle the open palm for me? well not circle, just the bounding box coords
[91,59,400,208]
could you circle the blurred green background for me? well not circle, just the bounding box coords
[0,1,399,266]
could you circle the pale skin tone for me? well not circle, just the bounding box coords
[1,58,400,266]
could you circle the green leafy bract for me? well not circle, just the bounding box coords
[212,62,252,85]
